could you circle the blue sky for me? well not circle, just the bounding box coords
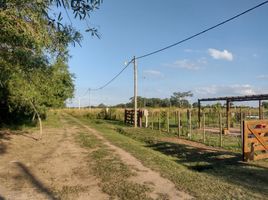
[63,0,268,107]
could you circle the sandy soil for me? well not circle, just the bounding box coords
[0,118,108,200]
[0,114,192,200]
[68,115,192,200]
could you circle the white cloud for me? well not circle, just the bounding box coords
[257,74,268,79]
[165,58,207,70]
[174,59,200,70]
[208,48,233,61]
[143,70,163,78]
[195,84,257,97]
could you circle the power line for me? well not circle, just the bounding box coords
[136,0,268,60]
[88,58,134,92]
[85,0,268,92]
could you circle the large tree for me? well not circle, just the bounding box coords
[0,0,101,135]
[170,91,193,108]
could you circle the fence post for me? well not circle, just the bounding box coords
[167,111,170,133]
[151,112,154,130]
[124,109,127,124]
[219,112,223,147]
[178,111,181,137]
[188,109,192,139]
[158,112,161,132]
[203,112,206,143]
[240,108,243,134]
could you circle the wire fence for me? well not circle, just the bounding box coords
[65,107,267,152]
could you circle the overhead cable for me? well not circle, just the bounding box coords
[136,0,268,59]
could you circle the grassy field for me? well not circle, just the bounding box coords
[64,110,268,200]
[64,108,253,151]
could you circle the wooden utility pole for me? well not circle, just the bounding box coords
[134,56,138,128]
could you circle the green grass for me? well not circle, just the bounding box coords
[42,110,62,128]
[75,130,153,200]
[69,114,268,200]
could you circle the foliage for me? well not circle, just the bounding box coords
[118,91,193,108]
[263,101,268,109]
[0,0,101,125]
[170,91,193,108]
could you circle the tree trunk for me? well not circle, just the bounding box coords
[29,100,43,140]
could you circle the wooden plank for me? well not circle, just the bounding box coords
[251,145,268,151]
[246,120,268,126]
[248,137,268,143]
[247,128,268,134]
[254,153,268,161]
[247,127,268,150]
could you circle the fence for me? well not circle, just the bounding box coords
[124,109,142,127]
[243,120,268,161]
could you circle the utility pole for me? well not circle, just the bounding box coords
[133,56,138,128]
[78,97,81,110]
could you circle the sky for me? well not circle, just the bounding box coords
[62,0,268,107]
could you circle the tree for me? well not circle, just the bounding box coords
[0,0,101,137]
[263,101,268,109]
[170,91,193,108]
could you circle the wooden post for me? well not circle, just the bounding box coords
[242,121,248,161]
[124,109,127,124]
[178,111,181,137]
[226,100,230,131]
[167,111,170,133]
[188,109,192,139]
[259,100,263,119]
[151,112,154,130]
[133,56,138,128]
[219,112,223,147]
[174,111,177,128]
[138,110,142,127]
[203,112,206,143]
[240,108,243,135]
[158,112,161,132]
[198,100,201,128]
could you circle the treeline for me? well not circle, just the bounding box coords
[95,96,268,109]
[114,96,192,108]
[0,0,101,126]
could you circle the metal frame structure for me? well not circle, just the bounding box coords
[198,94,268,131]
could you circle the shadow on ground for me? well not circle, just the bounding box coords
[0,131,12,155]
[0,130,38,155]
[15,162,58,200]
[147,141,268,196]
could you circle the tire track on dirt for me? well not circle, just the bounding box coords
[66,114,192,200]
[0,115,108,200]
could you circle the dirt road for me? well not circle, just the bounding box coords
[0,114,191,200]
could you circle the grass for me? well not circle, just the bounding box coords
[55,185,89,200]
[42,110,62,128]
[75,130,153,200]
[68,113,268,200]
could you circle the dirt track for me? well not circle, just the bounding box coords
[0,117,108,200]
[0,115,191,200]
